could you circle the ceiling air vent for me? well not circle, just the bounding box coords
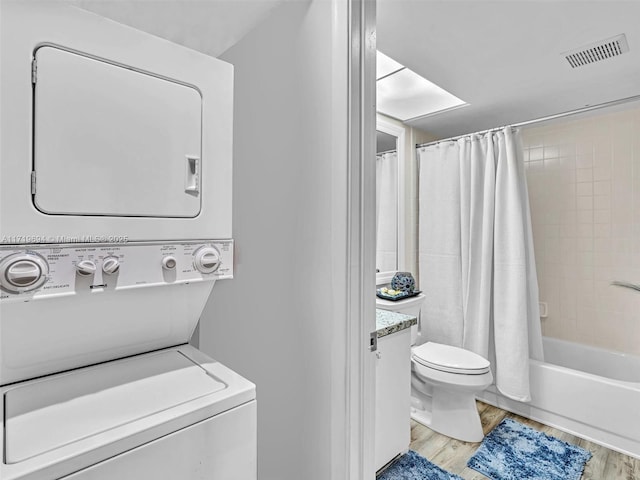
[563,34,629,68]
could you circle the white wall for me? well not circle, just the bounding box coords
[198,2,355,479]
[522,103,640,355]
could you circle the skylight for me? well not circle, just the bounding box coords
[376,50,467,121]
[376,51,404,80]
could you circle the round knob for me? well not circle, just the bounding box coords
[194,247,221,274]
[162,256,177,270]
[0,252,48,293]
[7,261,41,286]
[102,257,120,275]
[76,260,97,276]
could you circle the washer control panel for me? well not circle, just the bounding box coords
[0,240,233,299]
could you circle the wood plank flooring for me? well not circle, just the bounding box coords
[409,401,640,479]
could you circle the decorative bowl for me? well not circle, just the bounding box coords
[391,272,415,294]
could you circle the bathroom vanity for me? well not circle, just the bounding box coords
[374,309,417,472]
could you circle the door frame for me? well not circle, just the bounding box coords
[331,0,377,478]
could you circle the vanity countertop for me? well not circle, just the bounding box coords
[375,309,417,338]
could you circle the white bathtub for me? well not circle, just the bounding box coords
[478,337,640,459]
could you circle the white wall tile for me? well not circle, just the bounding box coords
[576,168,593,183]
[593,209,611,224]
[576,196,593,211]
[593,224,611,238]
[576,154,594,169]
[593,166,611,181]
[593,181,610,196]
[577,210,592,224]
[594,195,611,210]
[522,104,640,356]
[529,147,544,161]
[576,182,593,196]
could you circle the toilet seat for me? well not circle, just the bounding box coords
[412,342,490,375]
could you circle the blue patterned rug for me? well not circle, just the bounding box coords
[467,418,592,480]
[377,450,463,480]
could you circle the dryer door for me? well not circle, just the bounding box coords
[33,46,202,218]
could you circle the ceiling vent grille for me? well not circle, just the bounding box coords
[563,34,629,68]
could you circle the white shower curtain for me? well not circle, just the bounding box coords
[418,128,542,402]
[376,152,398,273]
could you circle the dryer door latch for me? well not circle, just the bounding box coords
[184,155,200,196]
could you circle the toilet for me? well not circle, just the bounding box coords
[376,293,493,443]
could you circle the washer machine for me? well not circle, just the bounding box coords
[0,241,256,480]
[1,346,256,480]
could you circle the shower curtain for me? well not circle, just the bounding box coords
[376,151,398,273]
[418,128,542,402]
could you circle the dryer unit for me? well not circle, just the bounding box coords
[1,1,233,243]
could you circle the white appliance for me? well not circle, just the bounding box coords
[0,241,256,480]
[0,4,256,479]
[1,2,233,244]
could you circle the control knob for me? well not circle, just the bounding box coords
[76,260,97,276]
[193,246,221,274]
[0,252,49,293]
[162,256,177,270]
[102,256,120,275]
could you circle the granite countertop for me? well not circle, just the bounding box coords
[375,309,417,338]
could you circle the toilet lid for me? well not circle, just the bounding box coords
[412,342,490,375]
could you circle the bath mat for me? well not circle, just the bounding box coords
[467,418,592,480]
[377,450,463,480]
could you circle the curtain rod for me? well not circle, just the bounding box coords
[376,148,397,156]
[415,93,640,149]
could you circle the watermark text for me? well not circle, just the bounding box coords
[1,235,129,244]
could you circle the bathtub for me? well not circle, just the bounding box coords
[478,337,640,459]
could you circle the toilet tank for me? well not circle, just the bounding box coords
[375,294,425,345]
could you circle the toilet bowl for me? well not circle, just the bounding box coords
[376,292,493,443]
[411,342,493,442]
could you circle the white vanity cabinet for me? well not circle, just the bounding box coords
[374,311,415,472]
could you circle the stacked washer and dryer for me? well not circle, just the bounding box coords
[1,3,256,479]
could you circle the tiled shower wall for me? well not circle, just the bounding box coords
[522,104,640,356]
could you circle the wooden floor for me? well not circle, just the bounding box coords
[409,401,640,480]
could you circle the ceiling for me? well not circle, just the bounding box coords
[377,0,640,139]
[377,131,397,153]
[73,0,285,58]
[74,0,640,140]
